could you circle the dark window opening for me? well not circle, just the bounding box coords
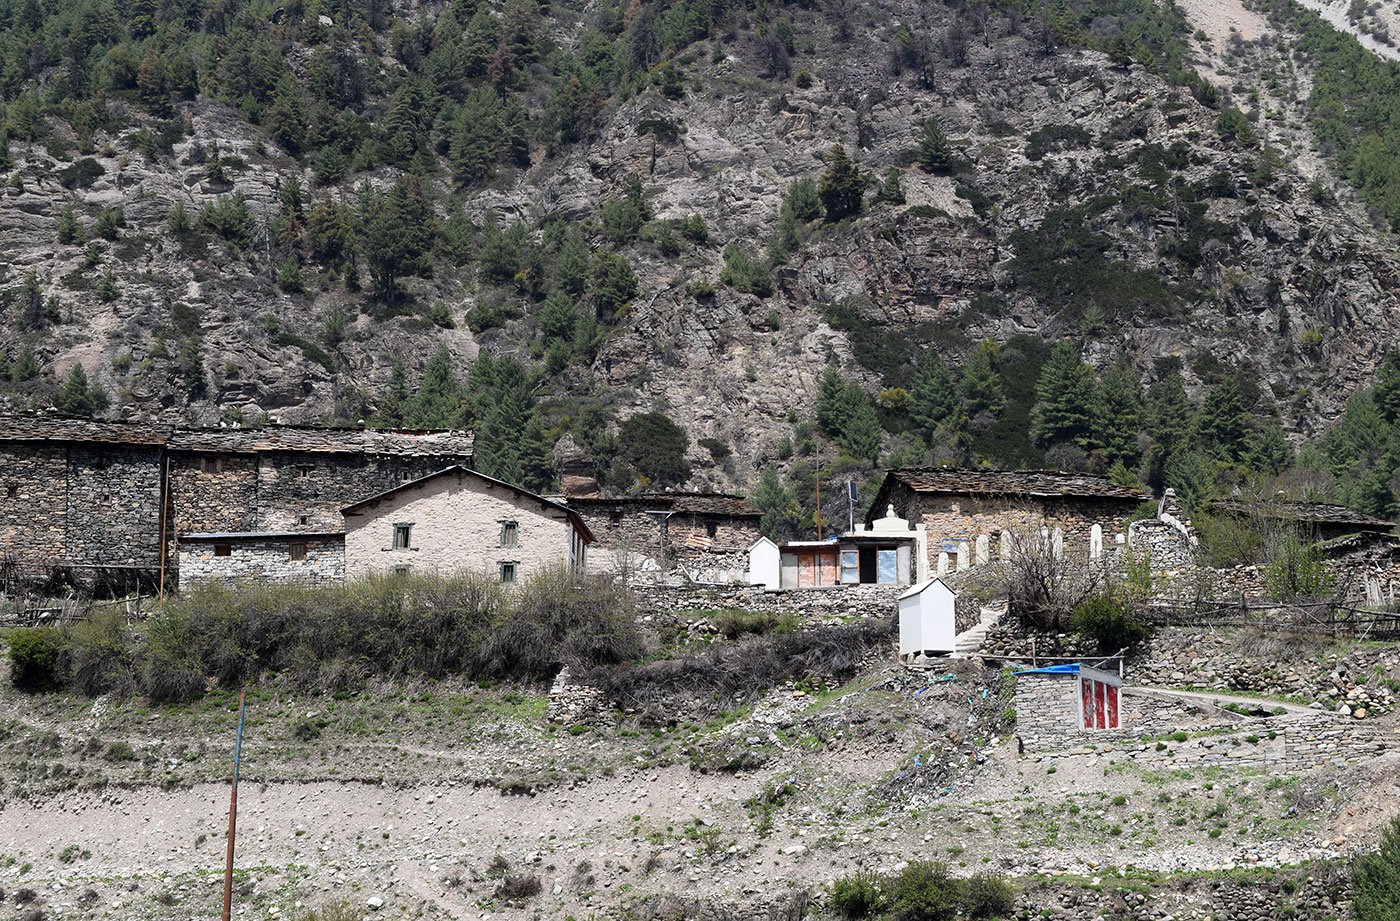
[298,514,311,526]
[393,565,410,577]
[214,544,232,557]
[200,457,223,473]
[500,562,517,584]
[705,521,718,538]
[297,466,313,478]
[4,485,16,499]
[393,523,412,550]
[500,520,518,548]
[289,542,308,561]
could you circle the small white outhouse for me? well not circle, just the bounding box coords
[897,578,956,658]
[747,537,780,590]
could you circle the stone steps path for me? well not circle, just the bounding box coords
[951,604,1003,659]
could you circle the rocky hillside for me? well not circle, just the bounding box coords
[1,0,1398,496]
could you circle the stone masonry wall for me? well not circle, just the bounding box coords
[65,445,164,568]
[342,469,577,582]
[169,453,259,535]
[0,443,67,566]
[632,582,906,622]
[256,453,456,533]
[179,536,345,587]
[904,494,1139,577]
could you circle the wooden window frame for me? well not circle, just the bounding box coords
[288,541,308,562]
[500,520,519,548]
[499,561,518,584]
[392,523,413,550]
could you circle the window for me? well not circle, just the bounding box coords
[499,562,517,584]
[705,521,718,539]
[609,512,622,528]
[200,457,223,473]
[393,565,410,577]
[297,466,313,478]
[298,514,311,526]
[214,544,232,557]
[393,523,412,550]
[500,520,518,548]
[4,485,15,499]
[289,542,308,561]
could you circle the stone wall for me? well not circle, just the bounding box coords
[631,582,906,622]
[179,535,345,587]
[572,505,759,582]
[900,493,1138,577]
[169,453,259,535]
[342,468,581,582]
[1012,865,1350,920]
[65,445,165,568]
[0,443,67,566]
[254,453,451,533]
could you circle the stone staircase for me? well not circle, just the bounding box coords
[951,604,1002,659]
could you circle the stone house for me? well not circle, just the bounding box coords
[562,492,761,580]
[342,466,591,582]
[866,467,1152,576]
[178,532,346,588]
[0,412,473,592]
[751,504,928,590]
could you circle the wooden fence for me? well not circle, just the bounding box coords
[0,593,149,629]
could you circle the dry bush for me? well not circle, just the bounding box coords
[593,618,895,721]
[494,873,542,902]
[1004,532,1100,631]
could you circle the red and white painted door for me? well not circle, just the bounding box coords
[1077,665,1122,731]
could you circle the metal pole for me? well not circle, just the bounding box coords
[222,688,247,921]
[815,471,823,541]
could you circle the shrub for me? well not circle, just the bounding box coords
[831,870,885,918]
[720,244,773,296]
[1071,593,1152,655]
[103,740,138,762]
[888,860,961,921]
[619,411,691,486]
[494,873,542,902]
[1354,815,1400,921]
[710,610,796,640]
[1263,535,1332,601]
[9,628,67,691]
[67,611,137,697]
[960,871,1016,918]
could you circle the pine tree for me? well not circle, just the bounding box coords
[1374,351,1400,425]
[555,227,590,297]
[1031,341,1097,450]
[402,347,463,428]
[449,88,502,186]
[374,360,410,427]
[1195,378,1251,462]
[959,340,1005,420]
[876,166,905,204]
[1146,369,1193,455]
[55,364,108,416]
[1352,814,1400,921]
[909,353,958,440]
[472,355,552,490]
[362,176,435,302]
[839,392,883,464]
[816,366,849,437]
[751,467,803,541]
[266,75,307,155]
[591,251,637,318]
[1092,362,1144,463]
[917,119,953,174]
[1245,423,1293,475]
[818,145,865,222]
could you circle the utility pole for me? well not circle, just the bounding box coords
[222,688,247,921]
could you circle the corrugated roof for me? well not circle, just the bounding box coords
[0,412,473,457]
[883,468,1152,501]
[1214,499,1394,531]
[564,492,760,518]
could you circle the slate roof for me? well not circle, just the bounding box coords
[1213,499,1394,531]
[879,468,1152,501]
[0,412,473,457]
[563,492,761,518]
[0,413,171,446]
[342,465,593,541]
[181,531,345,540]
[167,426,474,457]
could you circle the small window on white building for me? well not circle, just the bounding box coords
[499,562,517,584]
[393,564,410,577]
[500,520,518,548]
[393,523,412,549]
[289,541,308,562]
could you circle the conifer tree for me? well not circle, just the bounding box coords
[959,340,1005,421]
[1092,362,1144,463]
[816,366,849,436]
[1195,377,1251,462]
[909,353,958,440]
[1146,368,1193,456]
[402,347,463,428]
[818,145,864,221]
[1031,340,1097,450]
[362,176,435,302]
[917,119,953,173]
[1375,351,1400,425]
[751,467,803,541]
[839,391,883,464]
[450,88,502,186]
[471,355,552,490]
[54,364,108,416]
[375,360,410,427]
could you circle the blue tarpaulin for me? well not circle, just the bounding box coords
[1012,664,1082,676]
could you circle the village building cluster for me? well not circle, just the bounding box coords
[2,413,1396,604]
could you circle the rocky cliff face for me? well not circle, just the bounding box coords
[1,0,1397,490]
